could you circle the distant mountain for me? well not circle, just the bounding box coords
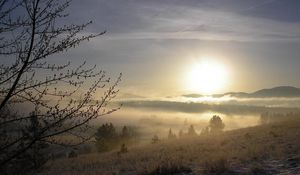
[250,86,300,98]
[183,86,300,98]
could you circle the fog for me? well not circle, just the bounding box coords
[92,95,300,140]
[10,95,300,140]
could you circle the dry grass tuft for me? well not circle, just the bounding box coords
[203,157,230,174]
[250,164,269,175]
[141,162,192,175]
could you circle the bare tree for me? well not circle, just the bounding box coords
[0,0,121,174]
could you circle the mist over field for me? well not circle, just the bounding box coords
[93,91,300,141]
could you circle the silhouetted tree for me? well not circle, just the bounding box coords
[95,123,117,141]
[188,125,197,136]
[95,123,119,152]
[121,126,130,138]
[12,112,49,173]
[178,129,184,138]
[167,128,176,139]
[209,115,225,133]
[200,126,210,135]
[120,143,128,153]
[95,124,140,152]
[0,0,120,174]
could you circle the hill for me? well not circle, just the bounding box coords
[184,86,300,98]
[41,117,300,175]
[251,86,300,98]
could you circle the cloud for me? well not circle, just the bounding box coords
[71,0,300,42]
[182,94,203,98]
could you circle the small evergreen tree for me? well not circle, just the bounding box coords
[15,112,49,173]
[179,129,184,137]
[200,126,210,135]
[167,128,176,139]
[188,125,197,136]
[95,123,118,152]
[209,115,225,133]
[95,123,117,141]
[121,126,130,138]
[120,143,128,153]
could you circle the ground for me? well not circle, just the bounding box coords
[40,117,300,175]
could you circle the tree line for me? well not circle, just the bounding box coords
[153,115,225,143]
[94,123,138,152]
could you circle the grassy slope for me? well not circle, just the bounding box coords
[41,118,300,175]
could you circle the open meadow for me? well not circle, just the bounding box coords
[41,116,300,175]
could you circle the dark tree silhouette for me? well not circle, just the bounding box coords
[178,129,184,137]
[95,123,119,152]
[188,125,197,136]
[121,126,130,138]
[119,143,128,154]
[200,126,210,135]
[95,123,117,141]
[167,128,176,139]
[209,115,225,133]
[0,0,120,174]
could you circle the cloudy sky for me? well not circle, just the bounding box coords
[64,0,300,97]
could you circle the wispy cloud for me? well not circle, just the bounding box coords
[72,0,300,42]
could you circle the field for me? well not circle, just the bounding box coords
[41,117,300,175]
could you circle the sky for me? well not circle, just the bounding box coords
[64,0,300,97]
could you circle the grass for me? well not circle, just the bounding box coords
[141,162,192,175]
[250,164,269,175]
[40,117,300,175]
[203,157,230,174]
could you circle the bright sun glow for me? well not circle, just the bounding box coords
[186,60,228,94]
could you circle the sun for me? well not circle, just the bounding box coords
[186,60,228,94]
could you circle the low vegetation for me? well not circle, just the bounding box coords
[40,115,300,175]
